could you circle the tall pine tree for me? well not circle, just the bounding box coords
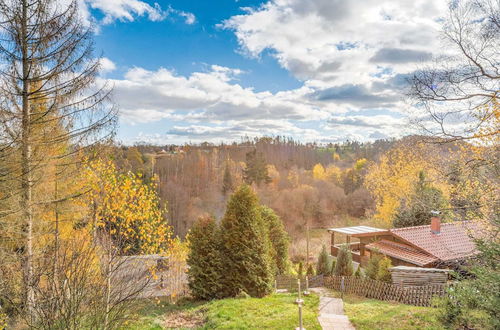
[222,162,234,195]
[186,216,222,300]
[260,206,290,275]
[243,149,271,186]
[219,185,273,297]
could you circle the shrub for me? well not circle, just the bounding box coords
[365,254,382,280]
[297,261,304,278]
[306,264,315,276]
[330,259,337,275]
[316,245,331,275]
[354,266,361,277]
[219,185,273,298]
[186,216,222,300]
[376,257,392,282]
[334,244,353,276]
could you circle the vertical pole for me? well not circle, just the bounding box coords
[298,303,303,330]
[297,279,301,301]
[341,276,345,299]
[306,224,310,272]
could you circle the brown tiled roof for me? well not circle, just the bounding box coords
[366,240,438,266]
[389,221,482,262]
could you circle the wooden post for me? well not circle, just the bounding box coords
[331,231,335,255]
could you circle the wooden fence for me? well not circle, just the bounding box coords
[324,276,447,307]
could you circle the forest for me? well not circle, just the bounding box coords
[0,0,497,329]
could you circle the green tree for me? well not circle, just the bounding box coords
[260,206,290,275]
[316,245,331,275]
[334,244,353,276]
[354,267,361,277]
[393,171,449,228]
[306,264,315,276]
[222,162,234,195]
[437,227,500,329]
[186,216,222,300]
[330,259,337,275]
[297,262,304,278]
[219,185,273,297]
[365,254,382,280]
[243,149,271,186]
[376,257,392,282]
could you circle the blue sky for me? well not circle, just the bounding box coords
[84,0,449,145]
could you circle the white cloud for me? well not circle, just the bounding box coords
[82,0,196,25]
[222,0,448,106]
[110,65,329,125]
[107,0,454,144]
[99,57,116,73]
[85,0,165,23]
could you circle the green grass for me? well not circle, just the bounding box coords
[124,293,321,330]
[342,294,441,330]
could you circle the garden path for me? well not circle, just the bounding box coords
[310,288,355,330]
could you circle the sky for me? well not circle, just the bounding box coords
[84,0,450,145]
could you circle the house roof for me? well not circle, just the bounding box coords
[328,225,389,237]
[366,240,438,266]
[389,221,482,262]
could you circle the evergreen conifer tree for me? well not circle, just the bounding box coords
[316,245,331,275]
[376,256,393,282]
[393,171,448,228]
[222,162,234,195]
[365,254,382,280]
[306,264,315,276]
[260,206,290,275]
[334,244,354,276]
[243,149,271,186]
[186,216,222,300]
[219,185,273,297]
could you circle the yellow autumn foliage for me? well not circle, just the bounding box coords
[365,142,451,225]
[84,159,173,255]
[312,163,326,180]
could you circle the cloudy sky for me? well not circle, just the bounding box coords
[88,0,449,144]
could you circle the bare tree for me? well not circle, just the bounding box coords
[0,0,116,322]
[409,0,499,142]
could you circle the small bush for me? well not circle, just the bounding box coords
[365,254,382,280]
[334,244,353,276]
[376,257,392,282]
[306,264,315,276]
[316,245,331,275]
[354,266,361,277]
[330,259,337,275]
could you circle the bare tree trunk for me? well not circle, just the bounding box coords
[53,169,60,287]
[20,0,34,320]
[103,240,112,330]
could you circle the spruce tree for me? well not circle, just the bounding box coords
[334,244,354,276]
[243,149,271,186]
[365,254,382,280]
[393,171,448,228]
[260,206,290,275]
[219,185,273,297]
[376,256,393,283]
[222,162,234,195]
[186,216,222,300]
[316,245,331,275]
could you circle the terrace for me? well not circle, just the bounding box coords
[327,226,389,264]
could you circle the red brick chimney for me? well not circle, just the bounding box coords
[430,210,441,234]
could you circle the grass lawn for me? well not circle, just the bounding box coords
[125,293,321,329]
[342,294,441,330]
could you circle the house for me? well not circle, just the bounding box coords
[327,216,484,268]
